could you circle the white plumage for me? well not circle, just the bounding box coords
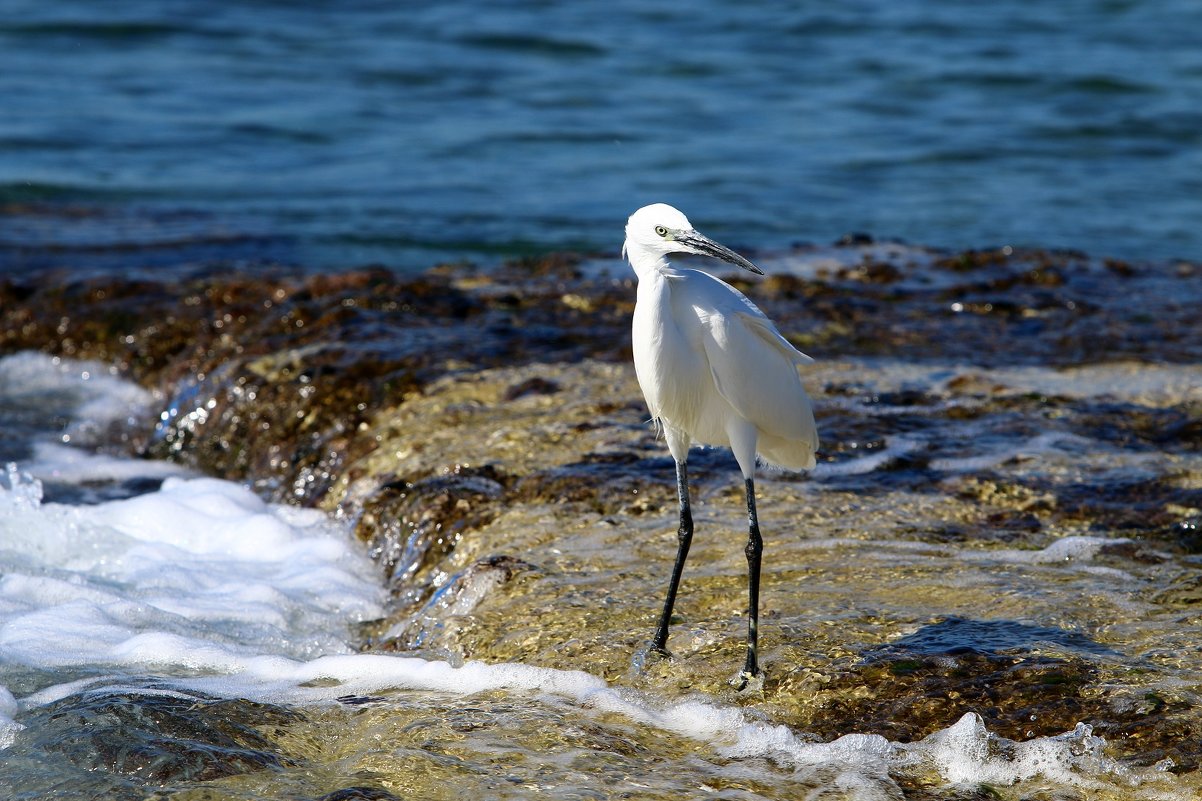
[625,203,817,477]
[623,202,818,686]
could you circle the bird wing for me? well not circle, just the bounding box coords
[700,310,817,444]
[734,310,814,365]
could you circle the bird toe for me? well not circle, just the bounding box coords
[731,669,764,693]
[629,640,674,676]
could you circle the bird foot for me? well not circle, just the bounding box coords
[730,669,764,693]
[629,641,673,677]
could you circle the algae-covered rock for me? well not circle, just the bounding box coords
[357,467,507,594]
[4,247,1202,779]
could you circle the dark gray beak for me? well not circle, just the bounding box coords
[675,230,764,275]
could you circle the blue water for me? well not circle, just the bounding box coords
[2,0,1201,272]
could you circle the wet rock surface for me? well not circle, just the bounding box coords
[3,244,1202,789]
[2,689,298,797]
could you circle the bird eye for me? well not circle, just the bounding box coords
[654,226,668,237]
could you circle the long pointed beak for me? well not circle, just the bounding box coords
[675,230,764,275]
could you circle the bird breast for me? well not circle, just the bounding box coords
[632,271,711,435]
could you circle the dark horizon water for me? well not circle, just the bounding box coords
[2,0,1201,274]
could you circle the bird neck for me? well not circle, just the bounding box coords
[625,242,671,282]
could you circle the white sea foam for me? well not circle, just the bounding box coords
[987,534,1129,565]
[0,352,385,711]
[23,441,191,485]
[19,646,1170,798]
[0,683,21,749]
[0,351,156,442]
[0,474,385,676]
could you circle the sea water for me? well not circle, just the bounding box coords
[2,0,1202,272]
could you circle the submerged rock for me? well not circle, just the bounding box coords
[3,689,298,797]
[357,467,508,596]
[317,788,403,801]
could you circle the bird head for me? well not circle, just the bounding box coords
[624,203,764,276]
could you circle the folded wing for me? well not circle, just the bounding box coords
[701,310,819,464]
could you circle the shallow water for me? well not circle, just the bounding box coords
[2,249,1201,801]
[3,1,1202,271]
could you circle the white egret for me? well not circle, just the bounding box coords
[623,203,818,687]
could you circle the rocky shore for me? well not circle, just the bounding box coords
[3,242,1201,792]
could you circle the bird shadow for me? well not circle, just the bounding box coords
[859,616,1125,664]
[549,447,741,484]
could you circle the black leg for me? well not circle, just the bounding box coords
[652,460,692,654]
[740,477,763,685]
